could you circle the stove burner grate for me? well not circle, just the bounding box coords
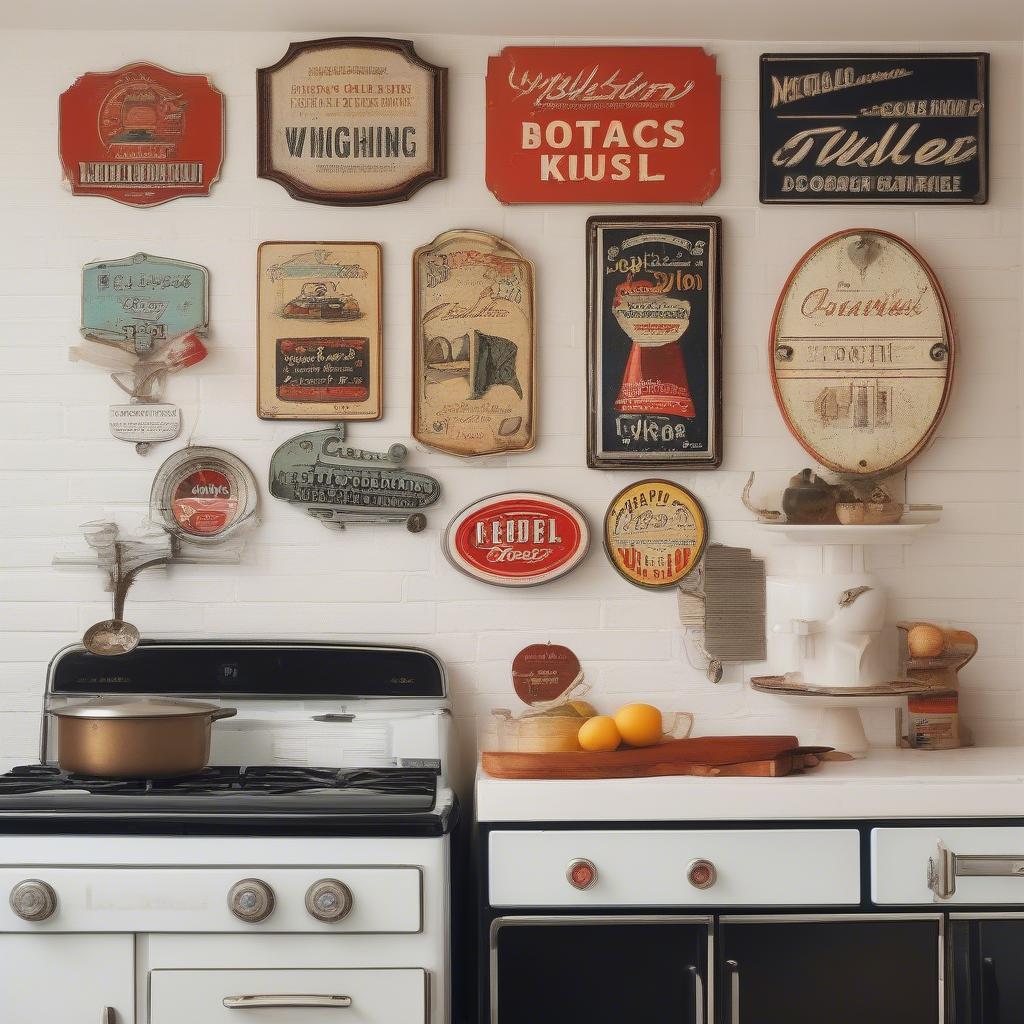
[0,764,440,797]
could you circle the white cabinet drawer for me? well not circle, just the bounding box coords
[150,968,426,1023]
[873,827,1024,904]
[489,829,860,907]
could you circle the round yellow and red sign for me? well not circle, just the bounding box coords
[603,479,707,589]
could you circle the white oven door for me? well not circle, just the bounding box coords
[149,968,427,1023]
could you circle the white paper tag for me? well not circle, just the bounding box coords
[108,403,181,443]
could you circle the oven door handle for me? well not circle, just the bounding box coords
[223,994,353,1009]
[725,959,739,1024]
[928,840,1024,899]
[688,965,705,1024]
[982,956,1000,1023]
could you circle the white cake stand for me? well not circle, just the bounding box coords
[750,677,928,758]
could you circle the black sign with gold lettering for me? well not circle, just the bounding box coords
[760,53,988,204]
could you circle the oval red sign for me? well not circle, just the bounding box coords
[444,492,590,587]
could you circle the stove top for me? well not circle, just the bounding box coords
[9,642,458,836]
[0,764,454,835]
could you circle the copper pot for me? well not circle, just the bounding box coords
[52,698,237,778]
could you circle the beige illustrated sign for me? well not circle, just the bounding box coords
[770,229,955,477]
[257,242,382,421]
[413,230,536,457]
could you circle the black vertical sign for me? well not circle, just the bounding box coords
[587,216,722,469]
[760,53,988,204]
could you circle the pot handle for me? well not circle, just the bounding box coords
[210,707,238,722]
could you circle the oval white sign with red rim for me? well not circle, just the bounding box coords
[443,492,590,587]
[770,228,955,477]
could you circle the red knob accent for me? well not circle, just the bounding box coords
[687,858,717,890]
[566,858,598,890]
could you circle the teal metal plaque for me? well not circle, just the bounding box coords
[81,252,210,356]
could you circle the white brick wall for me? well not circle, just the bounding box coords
[0,31,1021,789]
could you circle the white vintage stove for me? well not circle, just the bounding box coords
[0,641,460,1024]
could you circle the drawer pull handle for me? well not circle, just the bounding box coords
[565,858,598,891]
[102,1010,116,1024]
[927,840,1024,900]
[223,994,352,1009]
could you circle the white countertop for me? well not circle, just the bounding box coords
[475,746,1024,822]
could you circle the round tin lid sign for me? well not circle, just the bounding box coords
[512,644,582,705]
[444,493,590,587]
[604,479,707,589]
[151,447,259,545]
[770,228,955,477]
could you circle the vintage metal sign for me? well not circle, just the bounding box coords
[413,230,536,457]
[150,447,259,545]
[512,644,583,705]
[257,37,447,206]
[258,242,382,420]
[485,46,720,204]
[59,62,224,207]
[760,53,988,203]
[82,252,210,356]
[444,493,590,587]
[587,216,722,469]
[604,480,707,590]
[770,229,955,477]
[269,426,441,531]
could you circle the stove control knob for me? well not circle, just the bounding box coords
[566,858,598,891]
[305,879,354,923]
[686,858,717,890]
[228,878,275,923]
[10,879,57,922]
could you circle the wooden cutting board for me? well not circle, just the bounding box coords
[481,736,832,780]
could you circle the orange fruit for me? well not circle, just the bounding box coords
[614,703,663,747]
[908,624,946,659]
[578,715,621,752]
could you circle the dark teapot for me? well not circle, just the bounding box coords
[781,469,842,525]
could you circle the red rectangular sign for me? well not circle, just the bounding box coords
[486,46,720,204]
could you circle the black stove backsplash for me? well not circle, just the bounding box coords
[49,641,446,700]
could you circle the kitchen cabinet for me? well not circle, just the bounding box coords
[949,917,1024,1022]
[150,967,426,1023]
[0,933,134,1023]
[490,916,710,1024]
[717,916,941,1024]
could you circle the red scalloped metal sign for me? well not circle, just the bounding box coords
[59,62,224,207]
[443,492,590,587]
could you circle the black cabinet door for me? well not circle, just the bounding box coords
[718,918,940,1024]
[949,918,1024,1023]
[491,916,709,1024]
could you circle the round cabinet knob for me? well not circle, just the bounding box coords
[305,879,354,923]
[686,858,717,890]
[228,878,275,923]
[10,879,57,922]
[566,858,598,891]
